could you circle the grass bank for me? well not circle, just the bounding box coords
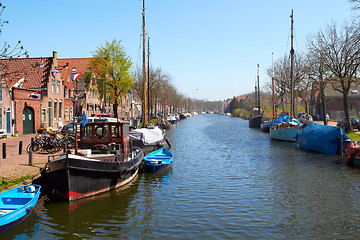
[0,175,34,192]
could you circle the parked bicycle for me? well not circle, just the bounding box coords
[26,132,75,154]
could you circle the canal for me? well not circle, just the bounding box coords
[4,114,360,239]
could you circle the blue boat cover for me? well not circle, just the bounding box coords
[269,116,301,128]
[296,123,351,154]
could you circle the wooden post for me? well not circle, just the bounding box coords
[2,143,6,159]
[19,141,23,155]
[28,151,33,166]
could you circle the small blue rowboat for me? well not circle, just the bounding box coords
[143,148,173,173]
[0,184,41,234]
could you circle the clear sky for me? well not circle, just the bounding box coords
[1,0,355,101]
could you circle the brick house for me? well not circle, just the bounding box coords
[0,53,63,135]
[0,52,139,135]
[309,84,360,121]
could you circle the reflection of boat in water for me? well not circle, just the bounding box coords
[43,177,140,238]
[39,121,144,201]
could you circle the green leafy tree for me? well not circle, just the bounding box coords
[89,39,134,118]
[229,96,240,114]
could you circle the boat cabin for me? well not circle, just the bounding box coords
[80,121,131,156]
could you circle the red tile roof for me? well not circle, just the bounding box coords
[58,58,91,88]
[0,57,52,89]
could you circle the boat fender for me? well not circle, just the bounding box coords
[26,186,36,193]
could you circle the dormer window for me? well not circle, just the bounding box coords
[72,67,76,73]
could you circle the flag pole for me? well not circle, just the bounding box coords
[75,77,78,155]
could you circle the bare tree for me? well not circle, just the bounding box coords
[305,50,332,124]
[308,21,360,130]
[349,0,360,10]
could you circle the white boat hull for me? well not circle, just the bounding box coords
[270,125,300,142]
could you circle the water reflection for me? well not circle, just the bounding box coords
[5,114,360,239]
[41,177,141,239]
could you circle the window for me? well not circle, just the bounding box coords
[57,80,60,94]
[59,102,63,121]
[70,107,73,121]
[0,107,3,129]
[0,85,3,102]
[48,101,52,127]
[54,102,58,122]
[65,88,69,99]
[72,67,76,73]
[52,79,55,93]
[65,107,69,121]
[41,109,46,123]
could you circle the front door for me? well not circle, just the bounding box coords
[23,107,34,135]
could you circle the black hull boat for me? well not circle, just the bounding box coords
[40,120,144,201]
[249,115,262,128]
[45,151,143,201]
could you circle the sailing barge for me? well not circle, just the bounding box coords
[43,120,144,201]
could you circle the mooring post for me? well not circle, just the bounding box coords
[28,151,33,166]
[19,141,23,155]
[28,138,34,165]
[2,143,6,159]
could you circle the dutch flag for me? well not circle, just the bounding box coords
[29,91,42,99]
[71,72,84,81]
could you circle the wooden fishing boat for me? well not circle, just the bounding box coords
[249,65,262,129]
[0,184,41,234]
[143,148,173,173]
[43,121,144,201]
[270,10,301,142]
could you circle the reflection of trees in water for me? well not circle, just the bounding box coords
[138,169,173,237]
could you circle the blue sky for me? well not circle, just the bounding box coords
[1,0,355,101]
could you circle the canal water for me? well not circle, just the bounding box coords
[4,114,360,239]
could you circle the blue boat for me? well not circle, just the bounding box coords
[143,148,173,173]
[0,184,41,234]
[296,123,351,154]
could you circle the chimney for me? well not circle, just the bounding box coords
[52,51,57,59]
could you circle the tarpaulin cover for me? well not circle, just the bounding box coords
[129,126,164,144]
[296,123,351,154]
[269,116,300,128]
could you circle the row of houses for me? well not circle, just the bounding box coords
[0,51,141,136]
[225,85,360,121]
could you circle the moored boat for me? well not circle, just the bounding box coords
[296,123,350,154]
[43,120,144,201]
[143,148,173,173]
[130,126,169,152]
[249,115,262,128]
[270,116,300,142]
[0,184,41,234]
[260,121,270,132]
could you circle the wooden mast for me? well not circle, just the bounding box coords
[257,64,260,115]
[147,36,150,124]
[272,52,275,119]
[142,0,147,127]
[290,9,295,118]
